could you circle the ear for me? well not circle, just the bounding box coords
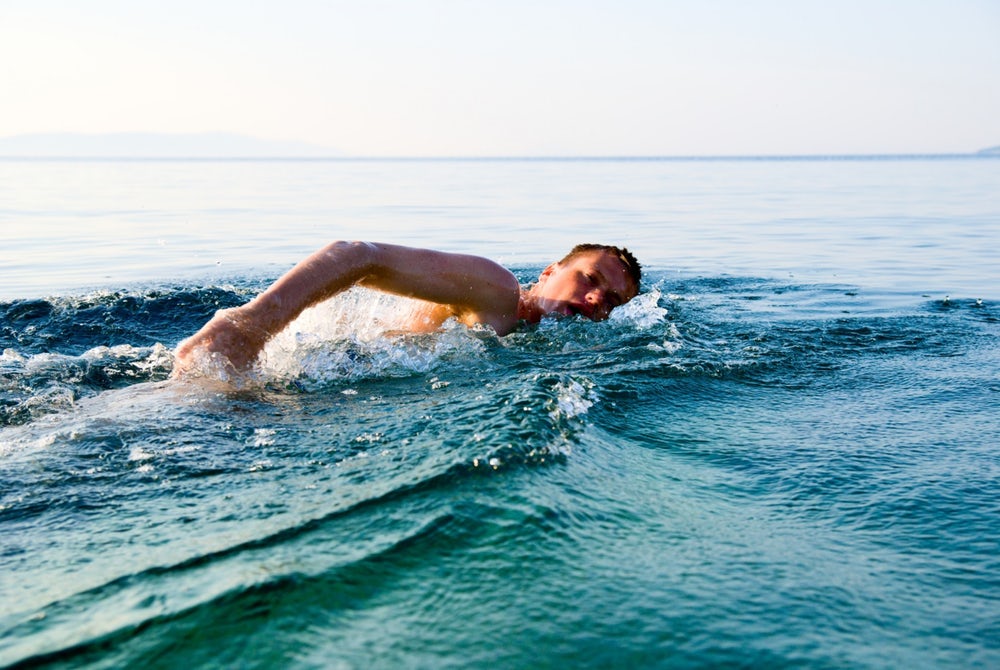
[537,263,557,283]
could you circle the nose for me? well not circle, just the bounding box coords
[585,289,610,319]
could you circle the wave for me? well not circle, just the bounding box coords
[2,273,998,668]
[1,275,994,429]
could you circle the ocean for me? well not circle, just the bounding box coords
[1,156,998,668]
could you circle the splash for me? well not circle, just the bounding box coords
[609,286,668,329]
[549,377,595,420]
[1,344,174,427]
[256,289,491,389]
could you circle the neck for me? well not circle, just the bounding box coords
[517,288,543,323]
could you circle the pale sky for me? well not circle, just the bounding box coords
[2,0,998,156]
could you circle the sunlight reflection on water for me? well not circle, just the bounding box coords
[1,157,997,300]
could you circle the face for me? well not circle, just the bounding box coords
[532,250,638,321]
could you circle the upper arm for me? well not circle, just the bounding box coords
[358,243,522,334]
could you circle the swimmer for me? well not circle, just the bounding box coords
[173,241,641,374]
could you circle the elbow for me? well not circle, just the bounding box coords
[320,239,377,258]
[319,240,380,273]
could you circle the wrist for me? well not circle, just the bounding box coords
[220,305,271,343]
[240,293,287,336]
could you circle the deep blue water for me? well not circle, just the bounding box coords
[1,157,999,668]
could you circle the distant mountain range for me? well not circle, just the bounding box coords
[978,145,1000,155]
[0,132,342,157]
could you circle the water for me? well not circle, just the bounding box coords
[1,157,999,668]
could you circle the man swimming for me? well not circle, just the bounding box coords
[173,241,641,374]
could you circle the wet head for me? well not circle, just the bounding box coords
[533,244,642,321]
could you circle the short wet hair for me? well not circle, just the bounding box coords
[561,243,642,291]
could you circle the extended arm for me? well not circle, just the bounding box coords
[173,241,521,374]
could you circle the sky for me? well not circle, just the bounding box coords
[1,0,998,156]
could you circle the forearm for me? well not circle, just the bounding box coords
[237,240,377,337]
[174,240,377,373]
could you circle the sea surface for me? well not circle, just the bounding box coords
[1,156,998,668]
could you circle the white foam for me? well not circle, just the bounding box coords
[1,348,28,367]
[609,286,668,329]
[251,428,277,447]
[550,378,595,420]
[257,289,489,387]
[128,446,154,462]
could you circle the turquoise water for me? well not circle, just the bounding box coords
[1,157,999,668]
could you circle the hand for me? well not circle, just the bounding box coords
[173,307,271,376]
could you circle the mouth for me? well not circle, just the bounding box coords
[540,299,590,320]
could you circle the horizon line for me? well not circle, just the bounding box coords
[0,152,997,162]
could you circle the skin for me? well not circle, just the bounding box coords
[520,248,637,323]
[173,241,639,375]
